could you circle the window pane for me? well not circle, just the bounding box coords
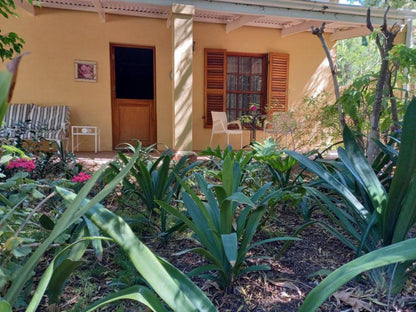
[238,94,250,113]
[115,47,154,100]
[252,58,263,74]
[227,93,237,121]
[227,74,237,91]
[226,54,266,120]
[251,76,262,91]
[227,93,237,110]
[239,75,250,91]
[228,110,237,122]
[239,57,250,74]
[227,56,238,73]
[250,94,260,106]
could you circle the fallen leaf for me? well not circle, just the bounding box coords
[333,290,372,312]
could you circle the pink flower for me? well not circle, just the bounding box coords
[249,105,258,111]
[7,158,36,172]
[72,172,92,183]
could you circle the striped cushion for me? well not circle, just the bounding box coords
[3,103,34,128]
[21,129,65,140]
[29,105,69,130]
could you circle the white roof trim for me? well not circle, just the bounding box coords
[14,0,35,15]
[331,26,371,41]
[90,0,106,22]
[226,15,260,33]
[31,0,416,40]
[281,20,324,38]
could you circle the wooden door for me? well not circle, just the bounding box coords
[111,44,156,148]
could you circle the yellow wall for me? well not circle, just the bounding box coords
[1,7,172,151]
[1,7,333,151]
[192,23,334,150]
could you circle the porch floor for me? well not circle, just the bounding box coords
[74,151,118,170]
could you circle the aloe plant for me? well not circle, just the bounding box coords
[113,148,198,239]
[200,145,253,173]
[158,155,298,289]
[287,96,416,293]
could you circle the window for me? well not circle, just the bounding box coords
[204,49,289,127]
[114,47,154,100]
[226,54,267,122]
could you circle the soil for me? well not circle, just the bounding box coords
[55,205,416,312]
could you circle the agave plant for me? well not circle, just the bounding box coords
[287,96,416,294]
[158,155,298,290]
[112,147,199,240]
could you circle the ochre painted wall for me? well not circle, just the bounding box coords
[192,23,334,150]
[1,7,333,151]
[1,7,172,151]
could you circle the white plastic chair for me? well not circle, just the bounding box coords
[210,111,243,149]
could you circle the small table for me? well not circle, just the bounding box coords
[72,126,101,153]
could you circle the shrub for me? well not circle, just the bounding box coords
[287,96,416,294]
[158,155,298,290]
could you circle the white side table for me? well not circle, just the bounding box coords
[72,126,101,153]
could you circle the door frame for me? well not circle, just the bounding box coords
[110,43,157,149]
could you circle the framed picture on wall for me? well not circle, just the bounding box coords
[74,60,97,82]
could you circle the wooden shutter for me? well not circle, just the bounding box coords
[204,49,226,127]
[267,53,289,114]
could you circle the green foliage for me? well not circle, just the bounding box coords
[0,0,20,18]
[0,0,30,61]
[0,31,24,62]
[299,92,342,149]
[200,145,253,172]
[0,54,215,312]
[0,58,13,122]
[298,238,416,312]
[251,139,306,218]
[336,37,380,87]
[158,155,298,289]
[51,188,217,312]
[0,59,78,307]
[390,44,416,100]
[359,0,416,9]
[252,139,299,188]
[2,147,141,308]
[85,285,169,312]
[286,97,416,293]
[111,147,198,240]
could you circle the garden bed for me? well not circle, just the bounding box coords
[55,206,416,312]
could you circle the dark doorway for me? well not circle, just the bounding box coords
[110,44,156,148]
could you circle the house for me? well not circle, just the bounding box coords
[1,0,415,151]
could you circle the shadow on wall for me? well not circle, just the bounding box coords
[291,47,341,152]
[173,14,193,151]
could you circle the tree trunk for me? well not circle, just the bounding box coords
[367,57,389,161]
[312,23,346,130]
[387,68,400,132]
[366,7,400,163]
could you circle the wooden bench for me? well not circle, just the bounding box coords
[0,103,70,148]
